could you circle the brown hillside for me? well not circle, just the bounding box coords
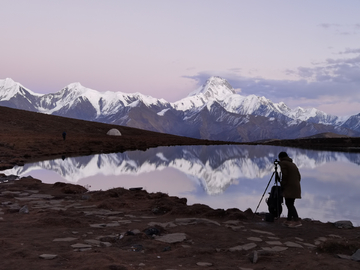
[0,106,235,170]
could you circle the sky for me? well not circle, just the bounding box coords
[1,0,359,117]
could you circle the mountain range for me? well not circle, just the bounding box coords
[3,145,359,195]
[1,77,359,142]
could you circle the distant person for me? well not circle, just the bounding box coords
[62,131,66,140]
[278,151,302,227]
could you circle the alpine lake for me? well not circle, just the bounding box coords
[2,144,360,226]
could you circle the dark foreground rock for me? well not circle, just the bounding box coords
[0,177,359,270]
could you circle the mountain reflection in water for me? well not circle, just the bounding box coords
[2,145,360,226]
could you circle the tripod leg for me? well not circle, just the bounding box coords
[253,172,275,219]
[274,171,282,218]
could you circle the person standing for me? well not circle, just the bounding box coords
[278,151,302,227]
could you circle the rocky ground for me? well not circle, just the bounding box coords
[0,177,359,270]
[0,106,360,269]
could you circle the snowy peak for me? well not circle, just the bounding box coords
[0,78,41,100]
[172,76,237,112]
[189,76,236,100]
[0,76,359,141]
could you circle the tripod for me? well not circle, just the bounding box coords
[253,160,282,218]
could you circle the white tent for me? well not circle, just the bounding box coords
[106,128,122,136]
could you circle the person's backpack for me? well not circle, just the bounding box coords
[266,185,283,217]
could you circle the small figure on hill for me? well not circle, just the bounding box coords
[62,131,67,140]
[278,151,302,227]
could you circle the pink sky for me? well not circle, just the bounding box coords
[1,0,359,116]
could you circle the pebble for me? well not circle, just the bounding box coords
[196,262,213,267]
[155,233,187,243]
[53,237,78,242]
[39,254,58,260]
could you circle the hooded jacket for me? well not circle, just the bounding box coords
[279,156,301,199]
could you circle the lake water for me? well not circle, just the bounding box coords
[2,145,360,226]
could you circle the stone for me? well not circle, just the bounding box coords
[101,242,112,247]
[228,245,243,252]
[262,246,288,252]
[196,262,213,266]
[19,205,29,214]
[39,254,58,260]
[351,249,360,261]
[315,237,327,242]
[242,243,257,250]
[89,223,107,228]
[266,241,283,246]
[334,220,353,229]
[223,220,241,225]
[249,250,258,263]
[84,239,101,245]
[225,225,245,231]
[71,243,92,249]
[284,241,303,248]
[148,221,177,228]
[251,229,275,236]
[247,237,262,242]
[29,194,54,199]
[299,242,316,248]
[337,254,352,260]
[175,218,220,226]
[229,243,257,251]
[267,236,280,240]
[53,237,78,242]
[155,233,187,243]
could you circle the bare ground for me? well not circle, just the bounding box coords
[0,106,359,269]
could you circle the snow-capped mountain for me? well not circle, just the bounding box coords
[2,145,359,195]
[1,77,359,142]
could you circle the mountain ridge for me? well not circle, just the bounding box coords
[1,77,359,142]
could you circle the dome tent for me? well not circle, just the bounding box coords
[106,128,121,136]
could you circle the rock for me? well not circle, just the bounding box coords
[71,243,92,249]
[249,250,258,263]
[334,220,353,229]
[19,205,29,214]
[351,249,360,261]
[337,254,352,260]
[262,246,288,252]
[175,218,220,226]
[100,242,112,247]
[196,262,213,266]
[229,243,257,252]
[266,241,283,246]
[247,237,262,242]
[29,193,54,199]
[144,227,161,236]
[53,237,78,242]
[284,241,303,248]
[154,233,187,243]
[223,220,241,225]
[148,221,177,228]
[39,254,57,260]
[131,244,143,252]
[84,239,101,246]
[251,229,275,236]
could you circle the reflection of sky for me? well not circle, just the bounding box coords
[2,145,360,226]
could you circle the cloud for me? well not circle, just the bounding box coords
[319,23,360,35]
[184,53,360,116]
[339,48,360,54]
